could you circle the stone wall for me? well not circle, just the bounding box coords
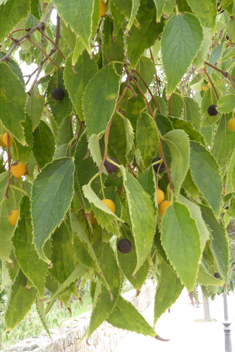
[4,280,156,352]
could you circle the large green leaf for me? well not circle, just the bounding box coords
[32,158,75,263]
[161,202,201,291]
[162,129,190,198]
[64,51,98,121]
[83,63,120,137]
[121,166,156,274]
[56,115,73,147]
[33,120,55,169]
[190,141,222,217]
[136,113,159,169]
[161,14,203,96]
[0,0,30,44]
[138,167,156,205]
[0,62,26,144]
[186,0,217,28]
[53,0,95,53]
[154,261,183,324]
[183,97,201,131]
[12,196,48,298]
[169,117,205,146]
[216,95,235,113]
[26,86,44,131]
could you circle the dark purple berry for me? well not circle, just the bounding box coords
[51,87,64,101]
[214,272,221,279]
[118,238,132,254]
[152,157,166,174]
[104,157,118,174]
[207,104,218,116]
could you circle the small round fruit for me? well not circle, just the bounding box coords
[214,272,221,279]
[118,238,132,254]
[0,134,5,147]
[11,161,27,178]
[8,209,19,226]
[152,157,166,174]
[51,87,64,101]
[228,118,235,131]
[90,210,97,225]
[157,189,165,205]
[102,199,116,213]
[3,133,12,146]
[207,104,218,116]
[159,200,171,216]
[100,0,106,16]
[104,157,118,174]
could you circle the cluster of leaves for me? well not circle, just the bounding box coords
[0,0,235,343]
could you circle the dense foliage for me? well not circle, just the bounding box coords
[0,0,234,343]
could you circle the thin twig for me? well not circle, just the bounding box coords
[28,27,45,94]
[204,61,235,80]
[204,68,220,100]
[37,28,66,60]
[72,121,84,148]
[149,48,161,96]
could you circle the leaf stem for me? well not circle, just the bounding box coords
[203,68,220,100]
[99,174,105,199]
[10,184,29,197]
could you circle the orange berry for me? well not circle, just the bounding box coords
[102,199,116,213]
[3,132,12,146]
[100,0,106,16]
[157,189,165,205]
[8,209,19,226]
[228,118,235,132]
[11,161,27,178]
[90,210,97,225]
[159,201,171,216]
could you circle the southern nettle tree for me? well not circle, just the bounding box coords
[0,0,233,342]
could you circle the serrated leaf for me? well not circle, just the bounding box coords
[0,0,30,43]
[163,0,175,16]
[138,167,156,204]
[83,63,120,137]
[126,0,140,31]
[193,27,212,69]
[200,205,229,281]
[0,52,24,84]
[108,295,156,336]
[136,112,159,168]
[154,261,183,324]
[161,202,201,291]
[117,224,149,290]
[33,120,55,169]
[64,51,98,120]
[136,56,155,94]
[216,95,235,113]
[190,141,222,217]
[110,0,132,18]
[35,296,51,338]
[26,86,44,131]
[153,0,166,22]
[162,129,189,197]
[226,149,235,193]
[0,61,26,144]
[186,0,217,28]
[169,117,205,146]
[155,114,173,135]
[11,196,48,298]
[121,166,155,274]
[183,97,201,131]
[182,170,199,199]
[127,0,165,68]
[88,134,108,174]
[197,263,224,286]
[5,269,37,331]
[32,158,75,263]
[56,115,73,147]
[161,14,203,96]
[153,96,168,116]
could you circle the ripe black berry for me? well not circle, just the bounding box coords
[118,238,132,254]
[207,104,218,116]
[104,157,118,174]
[214,272,221,279]
[51,87,64,101]
[152,157,166,174]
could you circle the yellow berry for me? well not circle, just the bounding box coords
[228,118,235,132]
[159,200,171,216]
[3,132,12,146]
[90,210,97,225]
[157,189,165,205]
[8,209,19,226]
[100,0,106,16]
[11,161,27,178]
[102,199,116,213]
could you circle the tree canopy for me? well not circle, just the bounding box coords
[0,0,234,342]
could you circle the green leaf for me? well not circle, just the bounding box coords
[161,14,203,96]
[167,90,183,118]
[26,86,44,131]
[83,63,120,137]
[126,0,140,31]
[153,0,166,22]
[161,202,201,291]
[183,97,201,131]
[0,62,26,144]
[162,129,190,198]
[110,0,132,18]
[117,224,149,290]
[186,0,217,28]
[56,115,73,147]
[226,149,235,193]
[0,52,24,85]
[200,205,229,281]
[33,120,55,169]
[32,158,75,263]
[5,270,37,331]
[121,166,156,274]
[163,0,175,16]
[108,296,156,336]
[136,112,159,168]
[31,0,40,20]
[136,56,155,94]
[35,296,51,339]
[197,263,224,286]
[182,170,199,199]
[53,0,95,53]
[0,0,30,44]
[211,114,235,167]
[138,167,156,204]
[126,0,165,68]
[190,141,222,217]
[155,114,173,135]
[193,27,212,69]
[169,117,205,146]
[154,261,183,324]
[11,196,48,298]
[64,51,98,121]
[216,95,235,113]
[201,87,219,126]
